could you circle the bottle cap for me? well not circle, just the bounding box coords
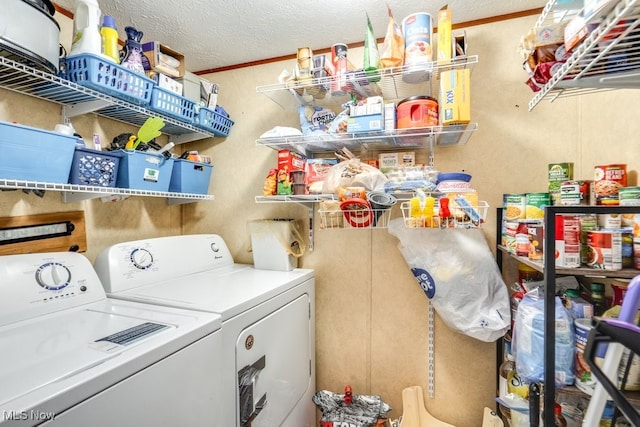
[102,15,117,29]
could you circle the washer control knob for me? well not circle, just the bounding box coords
[36,262,71,291]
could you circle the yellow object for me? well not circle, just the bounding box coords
[437,5,452,62]
[440,68,471,125]
[100,17,120,64]
[410,195,436,227]
[124,134,136,150]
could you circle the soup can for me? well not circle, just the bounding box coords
[586,230,622,270]
[594,164,627,205]
[619,186,640,206]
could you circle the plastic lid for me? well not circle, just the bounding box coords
[102,15,117,29]
[554,403,562,415]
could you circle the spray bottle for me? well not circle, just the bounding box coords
[69,0,103,57]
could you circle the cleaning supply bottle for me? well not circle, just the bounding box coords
[100,15,120,63]
[120,26,146,74]
[69,0,103,57]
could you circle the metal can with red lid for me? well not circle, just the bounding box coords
[396,96,438,129]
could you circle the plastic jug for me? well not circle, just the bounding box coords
[100,15,120,63]
[70,0,102,57]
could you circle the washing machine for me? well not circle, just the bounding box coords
[94,234,316,427]
[0,251,223,427]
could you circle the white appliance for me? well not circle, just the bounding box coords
[0,251,223,427]
[94,234,316,427]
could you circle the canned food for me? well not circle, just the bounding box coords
[619,186,640,206]
[594,164,627,205]
[402,12,434,83]
[560,180,591,206]
[586,230,622,270]
[525,192,550,219]
[330,43,348,95]
[503,193,526,221]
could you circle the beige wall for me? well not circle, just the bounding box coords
[1,11,639,427]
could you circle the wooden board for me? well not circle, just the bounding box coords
[0,211,87,255]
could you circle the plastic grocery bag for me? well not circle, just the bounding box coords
[512,289,576,386]
[322,158,388,193]
[388,218,511,342]
[313,386,391,427]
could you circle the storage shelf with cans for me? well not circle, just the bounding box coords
[0,179,214,205]
[256,55,478,109]
[496,205,640,427]
[0,56,218,145]
[528,0,640,110]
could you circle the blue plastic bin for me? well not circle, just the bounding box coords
[168,159,213,194]
[0,120,79,183]
[115,150,174,191]
[69,147,122,187]
[194,107,234,137]
[150,87,196,122]
[63,54,155,105]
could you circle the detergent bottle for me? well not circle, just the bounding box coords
[69,0,103,57]
[100,15,120,63]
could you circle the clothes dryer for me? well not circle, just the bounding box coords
[0,251,223,427]
[94,234,316,427]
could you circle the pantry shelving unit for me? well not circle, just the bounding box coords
[0,55,218,204]
[0,179,214,205]
[528,0,640,110]
[496,205,640,427]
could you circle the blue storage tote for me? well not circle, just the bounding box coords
[63,54,155,105]
[149,87,196,122]
[0,120,79,183]
[194,107,235,137]
[169,160,213,194]
[115,150,174,191]
[69,147,122,187]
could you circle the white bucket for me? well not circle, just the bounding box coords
[248,219,305,271]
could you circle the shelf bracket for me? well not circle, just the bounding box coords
[63,99,115,118]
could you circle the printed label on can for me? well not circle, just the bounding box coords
[619,186,640,206]
[402,13,433,66]
[503,193,526,221]
[586,230,622,270]
[594,164,627,205]
[525,192,550,219]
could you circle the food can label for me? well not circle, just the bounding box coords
[586,231,622,270]
[619,186,640,206]
[594,164,627,205]
[402,13,433,66]
[503,193,526,220]
[525,192,550,219]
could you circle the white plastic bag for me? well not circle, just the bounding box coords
[322,158,388,193]
[388,218,511,342]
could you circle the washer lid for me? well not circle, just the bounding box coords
[0,298,221,414]
[109,264,314,321]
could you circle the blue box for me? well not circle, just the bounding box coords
[69,147,122,187]
[116,150,174,191]
[169,160,213,194]
[63,54,155,106]
[150,87,195,122]
[347,113,384,133]
[0,120,78,183]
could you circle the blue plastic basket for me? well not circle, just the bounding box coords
[115,150,174,191]
[0,120,78,183]
[63,54,155,105]
[69,147,122,187]
[150,87,196,122]
[194,107,234,137]
[169,159,213,194]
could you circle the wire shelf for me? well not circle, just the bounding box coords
[400,200,489,229]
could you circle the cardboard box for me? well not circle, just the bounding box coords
[177,71,203,103]
[378,152,415,173]
[384,102,396,131]
[305,158,337,193]
[149,72,183,96]
[142,41,185,78]
[347,113,383,133]
[440,68,471,125]
[277,150,306,195]
[437,5,452,62]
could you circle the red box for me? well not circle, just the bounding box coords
[277,150,306,195]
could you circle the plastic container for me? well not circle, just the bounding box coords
[115,150,174,191]
[397,96,438,128]
[69,0,102,57]
[194,107,234,137]
[63,53,155,105]
[168,159,213,194]
[150,86,195,122]
[68,147,121,187]
[0,120,78,183]
[100,15,120,64]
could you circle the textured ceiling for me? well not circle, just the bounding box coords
[53,0,546,73]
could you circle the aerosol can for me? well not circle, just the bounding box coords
[69,0,102,57]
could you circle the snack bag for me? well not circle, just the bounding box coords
[379,3,404,69]
[363,12,381,82]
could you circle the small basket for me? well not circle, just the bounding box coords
[149,86,196,122]
[168,159,213,194]
[68,147,122,187]
[194,107,234,137]
[63,54,155,105]
[400,200,489,229]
